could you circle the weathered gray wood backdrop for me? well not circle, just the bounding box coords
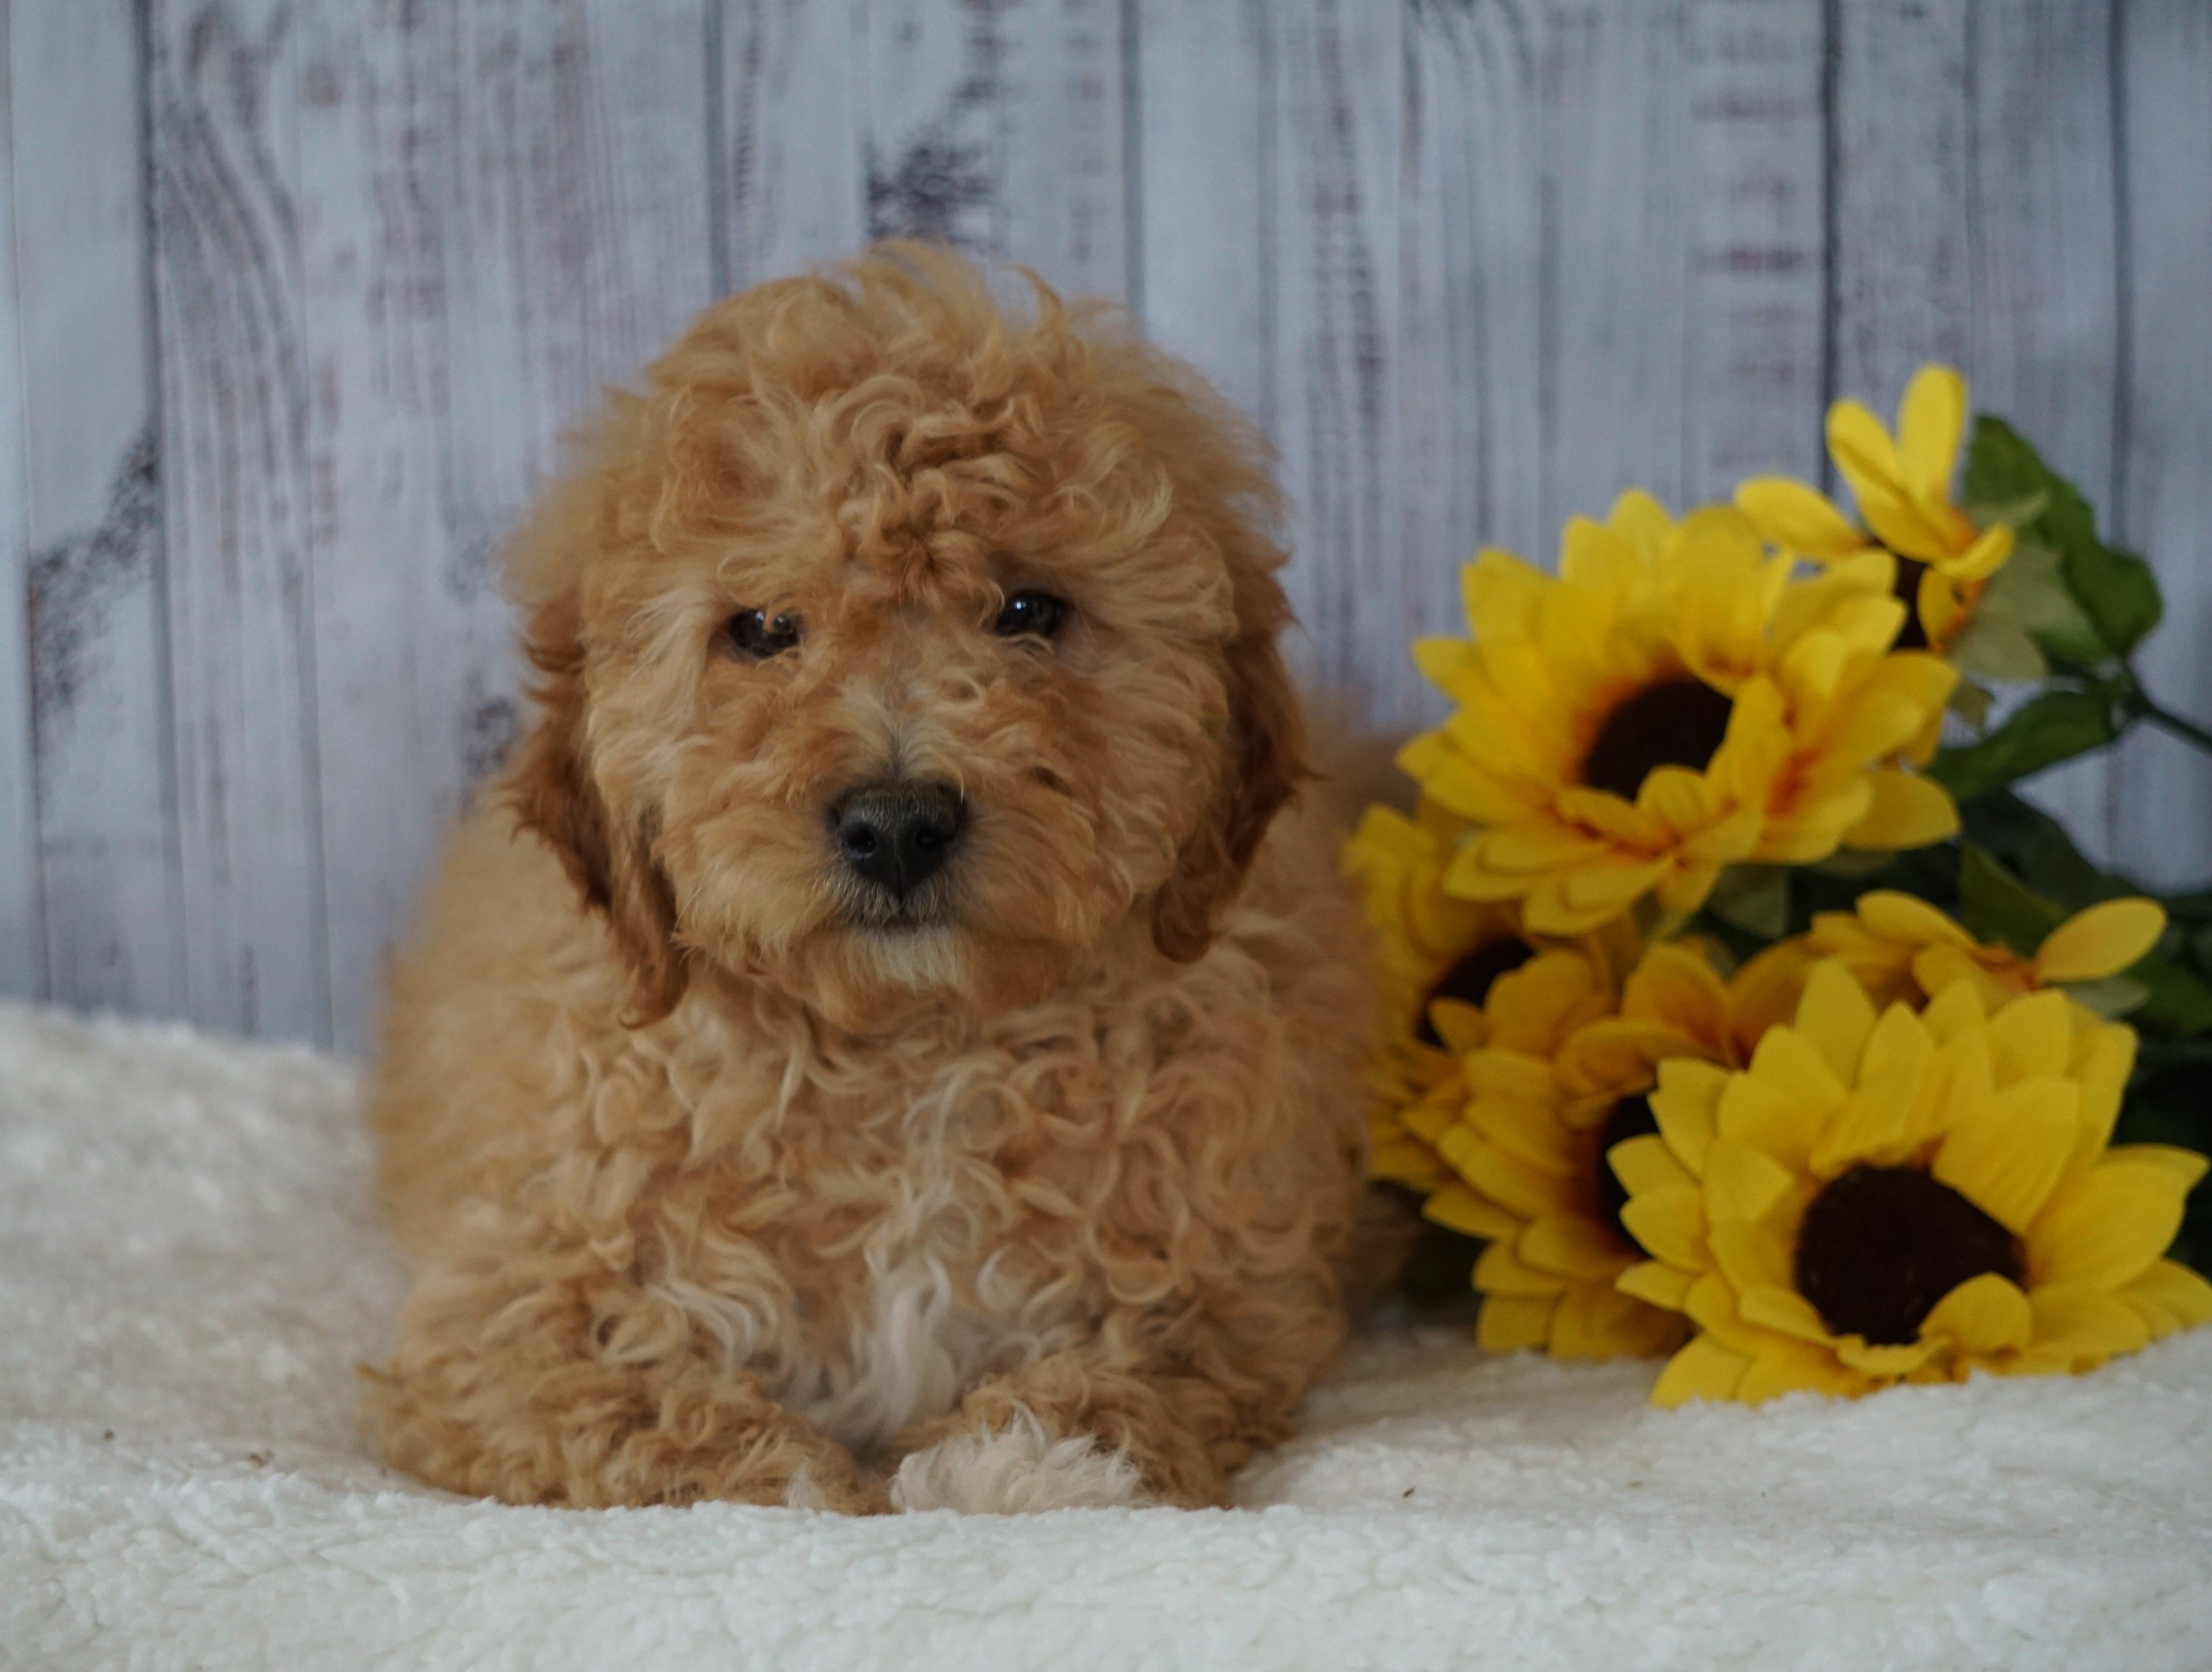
[3,0,2210,1052]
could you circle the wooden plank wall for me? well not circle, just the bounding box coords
[2,0,2208,1051]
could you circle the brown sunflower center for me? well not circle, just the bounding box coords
[1594,1092,1660,1247]
[1581,679,1734,801]
[1890,554,1932,650]
[1794,1165,2023,1346]
[1415,937,1537,1046]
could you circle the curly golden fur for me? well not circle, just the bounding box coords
[362,245,1376,1514]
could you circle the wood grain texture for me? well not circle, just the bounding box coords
[9,0,182,1014]
[1963,0,2122,860]
[1266,0,1405,719]
[149,0,329,1042]
[860,0,1129,301]
[1679,0,1826,495]
[1830,0,1971,406]
[1132,0,1270,424]
[10,0,2212,1041]
[301,0,716,1053]
[0,0,39,997]
[2109,0,2212,887]
[715,0,868,293]
[1397,0,1539,615]
[1400,0,1544,670]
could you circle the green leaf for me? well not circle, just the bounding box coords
[2061,974,2150,1019]
[2066,541,2162,659]
[1930,689,2117,802]
[1957,791,2126,910]
[1966,416,2162,659]
[1705,864,1791,939]
[1955,844,2067,956]
[2129,954,2212,1036]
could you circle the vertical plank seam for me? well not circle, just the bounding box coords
[1961,0,1981,336]
[1,0,52,996]
[1120,0,1143,322]
[1817,0,1839,492]
[134,0,187,1006]
[2108,0,2133,545]
[1535,1,1557,551]
[1254,0,1278,440]
[706,0,730,299]
[280,7,334,1047]
[2105,0,2134,851]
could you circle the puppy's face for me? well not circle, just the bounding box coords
[511,252,1302,1031]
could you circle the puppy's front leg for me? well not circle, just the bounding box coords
[364,1228,883,1513]
[885,1307,1311,1513]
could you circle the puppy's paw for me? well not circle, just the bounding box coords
[778,1460,892,1514]
[889,1408,1147,1514]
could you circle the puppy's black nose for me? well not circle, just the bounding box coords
[831,780,966,895]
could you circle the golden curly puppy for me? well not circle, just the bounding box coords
[363,244,1376,1514]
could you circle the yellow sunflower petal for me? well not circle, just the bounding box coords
[1650,1058,1727,1172]
[1477,1294,1557,1353]
[1706,1219,1796,1294]
[1703,1140,1797,1224]
[1833,1337,1943,1377]
[1617,1259,1696,1311]
[1651,1335,1752,1406]
[1618,1186,1708,1270]
[1737,1284,1833,1344]
[2034,898,2168,985]
[1521,1215,1635,1283]
[1735,479,1871,563]
[2101,1144,2212,1193]
[1736,1340,1868,1403]
[1932,1075,2080,1234]
[1791,959,1880,1082]
[1608,1132,1694,1197]
[1941,521,2014,583]
[1895,364,1967,502]
[2124,1259,2212,1334]
[1854,890,1975,948]
[1421,1182,1524,1241]
[1474,1238,1569,1298]
[2022,1283,2153,1370]
[2028,1164,2189,1292]
[1549,1281,1676,1360]
[1440,1132,1571,1223]
[1715,1074,1822,1174]
[1987,989,2074,1083]
[1919,1272,2033,1356]
[1606,488,1676,559]
[1845,769,1960,851]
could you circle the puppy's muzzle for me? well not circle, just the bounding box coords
[831,779,967,901]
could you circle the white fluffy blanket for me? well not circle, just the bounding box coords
[3,1002,2210,1671]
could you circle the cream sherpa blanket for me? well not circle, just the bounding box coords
[2,1000,2210,1671]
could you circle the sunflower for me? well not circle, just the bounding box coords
[1730,890,2170,1036]
[1343,801,1646,1189]
[1735,364,2020,662]
[1402,940,1784,1361]
[1399,490,1960,935]
[1614,961,2212,1404]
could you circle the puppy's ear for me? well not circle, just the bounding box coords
[507,592,689,1025]
[1150,557,1310,962]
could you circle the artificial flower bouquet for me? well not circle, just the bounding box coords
[1352,366,2212,1405]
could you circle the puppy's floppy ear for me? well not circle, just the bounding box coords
[1150,554,1310,962]
[507,591,689,1025]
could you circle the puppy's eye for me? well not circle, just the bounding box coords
[992,590,1068,640]
[726,609,802,659]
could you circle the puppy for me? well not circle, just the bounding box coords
[362,244,1374,1514]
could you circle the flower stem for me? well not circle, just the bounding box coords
[2137,694,2212,756]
